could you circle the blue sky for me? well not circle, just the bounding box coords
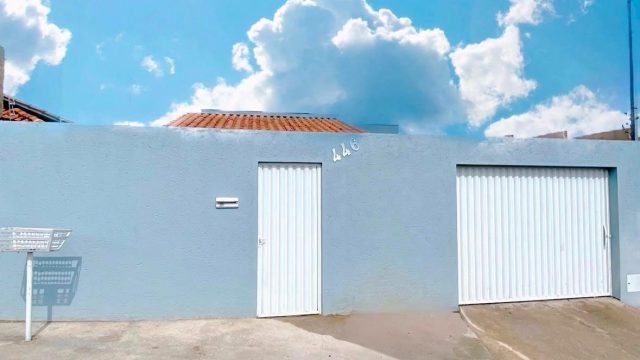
[1,0,638,138]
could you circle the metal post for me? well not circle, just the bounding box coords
[629,0,637,140]
[25,251,33,341]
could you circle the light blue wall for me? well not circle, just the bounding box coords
[0,123,638,320]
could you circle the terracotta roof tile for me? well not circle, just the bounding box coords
[166,112,365,133]
[1,108,44,122]
[2,96,69,123]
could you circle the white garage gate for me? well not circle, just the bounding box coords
[456,166,611,305]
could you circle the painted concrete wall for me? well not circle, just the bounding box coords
[0,122,638,320]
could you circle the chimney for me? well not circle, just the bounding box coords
[0,46,4,117]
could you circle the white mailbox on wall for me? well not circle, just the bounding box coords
[0,227,72,341]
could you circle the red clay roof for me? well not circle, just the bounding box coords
[167,112,365,133]
[1,107,44,122]
[2,96,68,122]
[536,130,567,139]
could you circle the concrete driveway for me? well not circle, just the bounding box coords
[3,298,637,359]
[0,312,491,360]
[461,297,640,360]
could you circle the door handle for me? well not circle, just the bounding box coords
[258,238,266,246]
[602,225,611,249]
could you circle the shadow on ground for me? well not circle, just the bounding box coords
[280,312,492,360]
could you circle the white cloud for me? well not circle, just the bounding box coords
[567,0,595,23]
[485,85,627,138]
[331,17,450,56]
[164,56,175,75]
[232,43,253,73]
[151,75,270,126]
[581,0,594,14]
[497,0,554,27]
[95,32,125,60]
[141,55,175,77]
[151,0,462,131]
[129,83,144,95]
[141,55,163,77]
[450,25,536,125]
[0,0,71,95]
[114,121,146,127]
[581,0,594,13]
[95,43,105,58]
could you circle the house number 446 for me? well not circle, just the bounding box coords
[332,138,360,162]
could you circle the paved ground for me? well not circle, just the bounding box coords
[3,298,637,359]
[461,297,640,360]
[0,312,491,360]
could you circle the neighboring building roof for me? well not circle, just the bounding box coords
[536,130,568,139]
[577,129,630,141]
[528,128,631,141]
[1,106,43,122]
[167,111,365,133]
[2,96,70,123]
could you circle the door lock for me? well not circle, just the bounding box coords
[602,225,611,249]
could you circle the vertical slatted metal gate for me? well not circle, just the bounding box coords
[457,166,611,305]
[257,163,321,317]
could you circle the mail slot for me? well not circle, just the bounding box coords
[216,197,239,209]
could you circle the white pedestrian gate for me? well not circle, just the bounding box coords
[257,163,321,317]
[457,166,611,305]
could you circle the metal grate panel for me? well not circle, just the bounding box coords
[457,166,611,304]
